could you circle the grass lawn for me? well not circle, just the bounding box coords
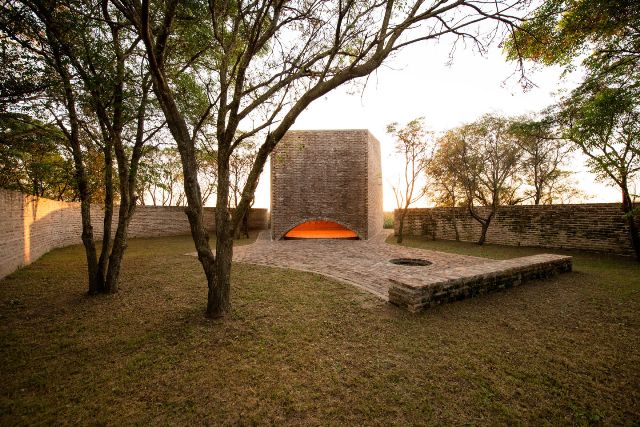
[1,234,639,425]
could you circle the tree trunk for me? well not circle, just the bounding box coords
[48,33,100,294]
[451,209,460,241]
[621,186,640,261]
[396,210,406,244]
[104,201,134,293]
[477,219,490,245]
[209,220,233,318]
[468,204,494,246]
[80,198,100,294]
[206,163,233,318]
[96,143,114,292]
[137,26,219,317]
[242,212,250,238]
[626,215,640,261]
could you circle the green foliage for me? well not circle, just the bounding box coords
[136,146,186,206]
[0,113,76,200]
[508,116,578,204]
[504,0,640,86]
[440,115,523,207]
[383,213,394,229]
[386,117,433,210]
[557,83,639,188]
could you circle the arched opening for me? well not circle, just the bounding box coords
[284,220,358,239]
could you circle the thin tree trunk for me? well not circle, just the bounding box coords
[478,219,490,245]
[207,161,232,318]
[104,203,133,292]
[104,79,150,293]
[96,142,114,292]
[468,204,494,245]
[622,185,640,261]
[48,31,100,293]
[210,220,232,317]
[451,209,460,241]
[80,184,100,293]
[396,210,407,244]
[140,41,218,315]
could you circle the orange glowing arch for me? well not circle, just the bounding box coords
[284,220,358,239]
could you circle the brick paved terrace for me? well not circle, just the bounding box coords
[192,230,572,310]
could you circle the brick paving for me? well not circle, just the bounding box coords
[214,230,494,300]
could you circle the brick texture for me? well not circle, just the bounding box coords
[388,254,573,312]
[394,204,640,255]
[270,129,383,240]
[0,189,268,279]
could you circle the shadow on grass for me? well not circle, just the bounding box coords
[0,234,638,425]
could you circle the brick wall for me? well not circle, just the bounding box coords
[270,129,383,240]
[0,189,268,279]
[394,204,639,255]
[367,132,384,240]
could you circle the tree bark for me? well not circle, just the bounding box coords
[135,16,219,314]
[103,78,150,293]
[621,185,640,261]
[468,204,494,245]
[451,209,460,241]
[104,202,133,292]
[210,217,232,317]
[396,210,407,244]
[48,29,100,293]
[96,142,114,292]
[206,161,233,317]
[478,218,491,245]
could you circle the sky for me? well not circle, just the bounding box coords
[250,37,622,211]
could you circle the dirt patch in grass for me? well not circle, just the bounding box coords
[1,234,639,425]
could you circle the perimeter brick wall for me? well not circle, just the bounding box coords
[0,189,268,279]
[394,204,639,255]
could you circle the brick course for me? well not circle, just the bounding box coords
[388,254,573,312]
[0,189,268,279]
[270,129,383,240]
[394,204,639,255]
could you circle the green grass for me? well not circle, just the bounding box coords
[383,212,394,229]
[1,234,639,425]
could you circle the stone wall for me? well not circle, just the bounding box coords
[270,129,383,240]
[394,204,639,255]
[0,189,268,279]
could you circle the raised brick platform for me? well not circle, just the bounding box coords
[388,254,572,312]
[188,231,572,312]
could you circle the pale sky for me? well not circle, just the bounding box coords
[251,39,622,211]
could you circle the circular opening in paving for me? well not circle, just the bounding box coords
[389,258,432,266]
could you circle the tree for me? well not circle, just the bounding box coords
[112,0,527,317]
[504,0,640,89]
[228,140,258,210]
[141,146,186,206]
[427,140,465,241]
[2,0,161,293]
[0,113,76,200]
[1,2,105,292]
[437,115,522,245]
[557,83,640,260]
[505,0,639,259]
[387,118,433,243]
[509,116,576,204]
